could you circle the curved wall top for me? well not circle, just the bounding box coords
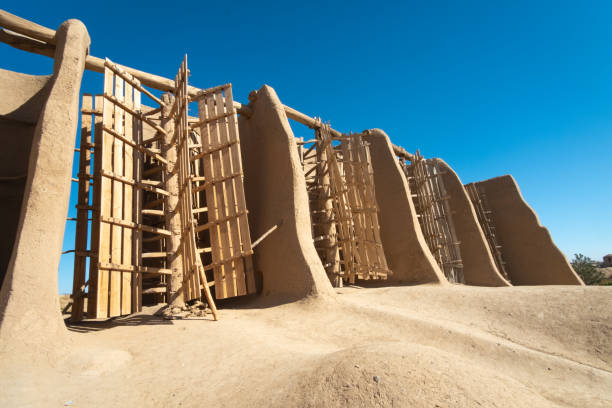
[0,19,91,355]
[363,129,447,285]
[475,175,583,285]
[433,159,510,287]
[238,85,334,301]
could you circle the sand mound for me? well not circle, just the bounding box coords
[1,285,610,407]
[279,343,554,408]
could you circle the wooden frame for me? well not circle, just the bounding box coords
[302,124,390,286]
[404,152,464,283]
[193,83,256,299]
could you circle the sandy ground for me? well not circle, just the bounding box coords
[2,285,611,407]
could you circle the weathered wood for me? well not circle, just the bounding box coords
[70,95,92,321]
[87,95,103,318]
[406,152,463,283]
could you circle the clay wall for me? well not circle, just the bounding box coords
[433,159,510,287]
[475,175,583,285]
[363,129,447,285]
[0,20,91,352]
[238,85,334,301]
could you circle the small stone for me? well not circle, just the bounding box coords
[373,375,380,383]
[354,364,360,368]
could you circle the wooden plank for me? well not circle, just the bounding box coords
[71,95,92,321]
[214,88,246,296]
[104,58,164,106]
[198,93,226,298]
[99,215,171,236]
[87,94,103,318]
[96,69,114,318]
[109,73,124,317]
[132,88,143,313]
[98,263,171,275]
[224,86,256,293]
[121,79,133,315]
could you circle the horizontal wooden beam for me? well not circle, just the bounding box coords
[0,8,415,161]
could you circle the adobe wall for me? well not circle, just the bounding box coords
[363,129,447,285]
[238,85,334,301]
[433,159,510,287]
[475,175,583,285]
[0,20,91,355]
[0,70,52,285]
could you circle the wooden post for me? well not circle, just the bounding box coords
[161,93,184,307]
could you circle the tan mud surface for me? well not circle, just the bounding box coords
[2,285,611,407]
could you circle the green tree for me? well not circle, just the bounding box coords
[571,253,604,285]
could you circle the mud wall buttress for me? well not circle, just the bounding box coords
[238,85,334,300]
[0,20,91,352]
[475,175,583,285]
[363,129,447,285]
[433,159,510,287]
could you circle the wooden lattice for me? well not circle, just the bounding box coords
[191,83,255,299]
[405,152,464,283]
[465,182,509,281]
[170,57,208,303]
[72,60,172,320]
[340,134,389,280]
[302,125,389,285]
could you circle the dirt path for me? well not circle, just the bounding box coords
[2,285,610,407]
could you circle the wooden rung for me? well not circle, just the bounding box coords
[193,207,208,214]
[142,209,165,216]
[142,252,169,258]
[104,58,164,106]
[75,204,95,211]
[197,247,212,254]
[142,287,166,294]
[191,83,231,100]
[101,124,168,165]
[80,108,103,116]
[71,177,79,182]
[190,139,238,161]
[143,106,162,117]
[194,210,249,233]
[202,250,254,272]
[98,262,171,275]
[140,179,164,187]
[189,110,234,129]
[103,93,167,136]
[295,138,317,145]
[100,170,170,196]
[192,171,243,193]
[99,215,171,236]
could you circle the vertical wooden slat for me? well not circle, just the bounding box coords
[87,94,103,318]
[121,80,133,315]
[71,95,92,321]
[97,68,115,318]
[214,89,246,296]
[132,88,143,312]
[225,86,256,293]
[109,75,124,317]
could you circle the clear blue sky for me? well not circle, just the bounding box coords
[2,1,610,293]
